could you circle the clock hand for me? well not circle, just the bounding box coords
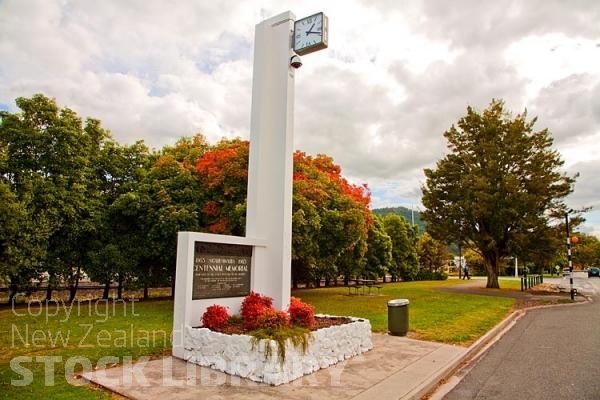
[305,23,315,36]
[306,29,322,35]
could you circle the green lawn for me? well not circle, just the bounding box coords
[0,299,173,400]
[497,277,525,291]
[0,279,516,398]
[293,279,514,344]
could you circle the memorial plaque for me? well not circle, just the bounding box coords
[192,242,252,300]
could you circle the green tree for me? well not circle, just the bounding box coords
[0,180,51,302]
[291,183,322,288]
[417,232,449,274]
[292,152,372,286]
[364,215,392,280]
[513,224,562,274]
[145,147,204,296]
[85,140,152,299]
[0,94,110,302]
[463,247,486,276]
[86,136,204,300]
[571,233,600,269]
[422,100,575,288]
[45,116,114,301]
[383,214,418,281]
[160,134,209,171]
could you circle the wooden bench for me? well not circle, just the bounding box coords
[347,284,362,295]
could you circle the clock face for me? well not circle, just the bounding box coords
[293,12,328,55]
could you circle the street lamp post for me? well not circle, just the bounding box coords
[565,210,575,300]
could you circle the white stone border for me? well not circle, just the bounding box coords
[183,315,373,386]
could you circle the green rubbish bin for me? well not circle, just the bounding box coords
[388,299,409,336]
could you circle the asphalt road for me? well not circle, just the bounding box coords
[443,273,600,400]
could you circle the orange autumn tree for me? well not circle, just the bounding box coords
[195,139,373,286]
[292,152,372,287]
[196,138,249,235]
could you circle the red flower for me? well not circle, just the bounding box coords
[258,309,291,330]
[202,305,230,331]
[240,291,275,331]
[288,297,316,328]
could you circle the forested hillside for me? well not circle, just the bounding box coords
[372,206,425,233]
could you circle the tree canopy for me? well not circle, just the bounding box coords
[383,214,418,281]
[14,94,589,300]
[422,100,576,288]
[1,94,419,300]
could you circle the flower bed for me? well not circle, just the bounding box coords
[183,314,373,386]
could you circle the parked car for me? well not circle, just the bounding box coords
[563,268,571,277]
[588,267,600,278]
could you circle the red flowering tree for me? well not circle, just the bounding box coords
[194,139,373,287]
[196,139,249,235]
[292,152,372,287]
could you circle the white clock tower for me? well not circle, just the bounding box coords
[246,11,328,309]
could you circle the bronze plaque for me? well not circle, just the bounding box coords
[192,242,252,300]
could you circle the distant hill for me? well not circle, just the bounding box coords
[372,206,426,233]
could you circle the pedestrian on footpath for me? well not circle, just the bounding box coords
[462,265,470,280]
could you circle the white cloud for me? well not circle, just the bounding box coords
[506,34,600,101]
[1,0,600,234]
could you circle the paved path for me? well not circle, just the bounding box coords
[83,334,467,400]
[439,276,600,400]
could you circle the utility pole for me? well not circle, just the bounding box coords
[565,211,575,300]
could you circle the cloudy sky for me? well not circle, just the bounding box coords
[1,0,599,235]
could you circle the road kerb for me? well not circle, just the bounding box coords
[418,310,525,400]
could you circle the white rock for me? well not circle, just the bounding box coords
[182,315,372,385]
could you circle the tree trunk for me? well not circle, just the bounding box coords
[291,262,298,289]
[344,276,349,286]
[171,272,176,299]
[324,277,331,287]
[7,277,18,305]
[143,282,149,300]
[68,265,81,302]
[485,261,500,288]
[45,272,53,301]
[117,277,123,300]
[103,280,111,299]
